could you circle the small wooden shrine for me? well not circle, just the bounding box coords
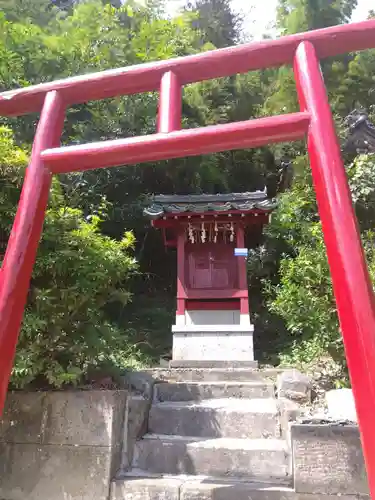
[144,191,276,364]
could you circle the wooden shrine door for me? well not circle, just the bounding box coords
[186,243,238,290]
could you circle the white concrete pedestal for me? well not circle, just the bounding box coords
[172,325,254,361]
[171,309,254,363]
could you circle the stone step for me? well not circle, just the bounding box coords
[144,368,267,383]
[149,399,280,439]
[111,476,297,500]
[169,360,259,369]
[154,381,274,402]
[132,434,290,482]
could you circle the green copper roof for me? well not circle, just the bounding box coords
[144,191,277,219]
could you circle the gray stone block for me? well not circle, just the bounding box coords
[325,389,357,422]
[0,390,127,448]
[169,361,259,369]
[43,390,127,447]
[292,423,369,495]
[181,480,295,500]
[180,480,369,500]
[144,368,265,383]
[111,477,182,500]
[0,442,112,500]
[0,390,128,500]
[132,434,291,482]
[121,395,151,470]
[277,370,311,403]
[148,399,280,439]
[0,392,46,444]
[127,396,150,441]
[112,477,368,500]
[123,371,156,399]
[277,399,300,442]
[154,381,274,402]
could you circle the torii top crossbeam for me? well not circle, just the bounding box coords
[1,19,375,497]
[0,20,374,117]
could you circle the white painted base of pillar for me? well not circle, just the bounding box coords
[171,324,255,362]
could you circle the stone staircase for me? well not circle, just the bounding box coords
[111,367,301,500]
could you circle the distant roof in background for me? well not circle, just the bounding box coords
[344,110,375,154]
[144,191,277,220]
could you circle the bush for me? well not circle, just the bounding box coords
[0,127,141,388]
[251,154,375,370]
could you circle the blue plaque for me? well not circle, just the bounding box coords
[234,248,248,257]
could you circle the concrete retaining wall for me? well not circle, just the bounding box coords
[291,423,369,496]
[0,390,127,500]
[0,390,370,499]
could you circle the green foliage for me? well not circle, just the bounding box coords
[17,208,137,388]
[246,1,375,375]
[184,0,242,47]
[1,0,375,385]
[0,127,139,388]
[277,0,357,34]
[349,153,375,228]
[268,0,360,117]
[263,155,375,368]
[0,0,59,25]
[332,49,375,115]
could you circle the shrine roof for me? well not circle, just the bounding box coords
[144,191,277,219]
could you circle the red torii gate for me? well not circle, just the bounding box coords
[1,19,375,494]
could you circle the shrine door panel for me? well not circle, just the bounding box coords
[186,243,238,290]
